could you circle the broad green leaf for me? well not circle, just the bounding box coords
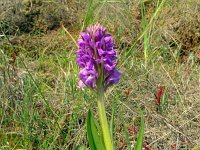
[87,109,96,150]
[75,145,86,150]
[87,109,105,150]
[135,111,145,150]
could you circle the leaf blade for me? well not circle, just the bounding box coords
[135,111,145,150]
[87,109,96,150]
[75,145,86,150]
[87,109,105,150]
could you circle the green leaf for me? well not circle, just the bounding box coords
[120,112,131,150]
[87,109,105,150]
[87,109,96,150]
[93,0,108,22]
[135,111,145,150]
[109,107,114,145]
[83,0,94,28]
[75,145,86,150]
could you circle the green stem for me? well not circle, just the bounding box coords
[97,86,114,150]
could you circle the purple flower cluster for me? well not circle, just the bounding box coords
[76,23,121,89]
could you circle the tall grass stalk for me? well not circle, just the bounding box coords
[82,0,94,30]
[0,32,62,131]
[140,0,148,68]
[82,0,109,30]
[120,112,132,150]
[93,0,108,22]
[120,0,166,68]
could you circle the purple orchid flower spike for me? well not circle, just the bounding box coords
[76,23,121,90]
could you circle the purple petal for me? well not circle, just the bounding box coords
[81,32,89,42]
[104,59,116,71]
[97,48,105,56]
[78,80,85,89]
[85,75,96,88]
[104,36,112,43]
[106,69,121,86]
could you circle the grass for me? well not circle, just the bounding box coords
[0,0,200,149]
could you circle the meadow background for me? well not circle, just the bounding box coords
[0,0,200,149]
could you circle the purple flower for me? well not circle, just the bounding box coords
[76,23,121,89]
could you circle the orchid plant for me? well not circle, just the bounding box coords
[76,23,121,150]
[75,23,144,150]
